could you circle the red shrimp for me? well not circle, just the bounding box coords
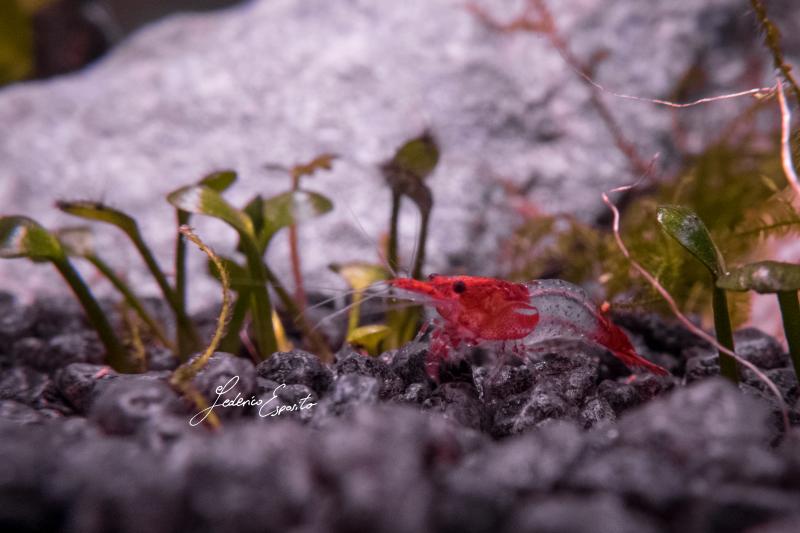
[390,275,668,381]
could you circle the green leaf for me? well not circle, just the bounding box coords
[346,324,392,355]
[381,131,438,213]
[717,261,800,293]
[199,170,237,192]
[0,216,64,261]
[56,201,139,235]
[385,131,439,181]
[208,255,254,291]
[242,195,266,246]
[656,205,725,278]
[167,185,253,236]
[261,189,334,242]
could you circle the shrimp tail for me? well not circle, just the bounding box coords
[610,346,670,376]
[601,316,671,376]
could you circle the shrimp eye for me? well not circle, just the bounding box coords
[452,280,466,294]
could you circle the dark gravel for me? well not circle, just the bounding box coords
[0,296,798,533]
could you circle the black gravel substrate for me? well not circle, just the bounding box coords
[1,294,799,533]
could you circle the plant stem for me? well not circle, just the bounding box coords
[52,258,135,373]
[712,286,738,383]
[288,223,306,311]
[219,290,250,354]
[777,290,800,385]
[241,239,278,358]
[263,264,332,362]
[287,172,308,312]
[175,210,189,325]
[129,229,200,357]
[387,191,401,274]
[87,255,173,349]
[411,208,429,280]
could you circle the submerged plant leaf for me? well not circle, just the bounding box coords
[657,205,725,277]
[384,131,439,182]
[243,195,266,236]
[0,217,132,372]
[56,201,139,235]
[346,324,392,355]
[199,170,237,192]
[208,255,253,291]
[261,189,333,243]
[0,216,64,260]
[331,262,391,337]
[717,261,800,293]
[381,131,438,213]
[167,185,253,236]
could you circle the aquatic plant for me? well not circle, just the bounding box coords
[0,216,134,372]
[656,205,737,382]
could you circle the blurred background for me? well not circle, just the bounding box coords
[1,0,242,82]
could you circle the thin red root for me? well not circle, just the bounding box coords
[776,79,800,199]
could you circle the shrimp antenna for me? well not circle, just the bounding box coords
[334,193,401,280]
[300,280,392,320]
[407,209,422,279]
[309,287,408,334]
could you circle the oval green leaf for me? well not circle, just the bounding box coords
[386,131,439,181]
[0,216,64,261]
[56,201,139,235]
[167,185,253,236]
[381,132,438,214]
[656,205,725,278]
[261,189,334,241]
[199,170,237,192]
[717,261,800,293]
[346,324,392,355]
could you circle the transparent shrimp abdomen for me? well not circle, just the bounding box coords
[522,279,668,375]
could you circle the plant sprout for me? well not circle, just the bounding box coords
[174,170,237,356]
[378,132,439,350]
[57,226,172,350]
[0,216,135,372]
[56,200,200,359]
[656,205,738,382]
[330,261,391,355]
[381,131,438,279]
[264,153,337,311]
[167,184,278,357]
